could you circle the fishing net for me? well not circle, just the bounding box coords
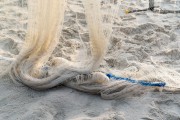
[0,0,180,99]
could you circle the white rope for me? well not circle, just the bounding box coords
[4,0,180,100]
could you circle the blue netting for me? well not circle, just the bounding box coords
[106,73,166,87]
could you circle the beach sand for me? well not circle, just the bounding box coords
[0,0,180,119]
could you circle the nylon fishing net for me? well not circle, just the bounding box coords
[0,0,180,99]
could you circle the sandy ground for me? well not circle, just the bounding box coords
[0,0,180,119]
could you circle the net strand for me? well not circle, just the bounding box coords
[4,0,180,100]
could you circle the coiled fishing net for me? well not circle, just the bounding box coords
[0,0,180,99]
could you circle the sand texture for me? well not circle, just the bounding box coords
[0,0,180,119]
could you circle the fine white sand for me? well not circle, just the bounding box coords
[0,0,180,119]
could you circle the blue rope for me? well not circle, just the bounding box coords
[106,73,166,87]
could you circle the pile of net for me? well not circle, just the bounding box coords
[2,0,179,99]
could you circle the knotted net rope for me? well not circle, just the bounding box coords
[4,0,180,99]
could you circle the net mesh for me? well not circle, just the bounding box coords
[0,0,179,99]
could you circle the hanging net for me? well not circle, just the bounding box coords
[0,0,180,99]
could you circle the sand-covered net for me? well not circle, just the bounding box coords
[1,0,180,99]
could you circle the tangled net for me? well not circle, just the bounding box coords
[5,0,180,99]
